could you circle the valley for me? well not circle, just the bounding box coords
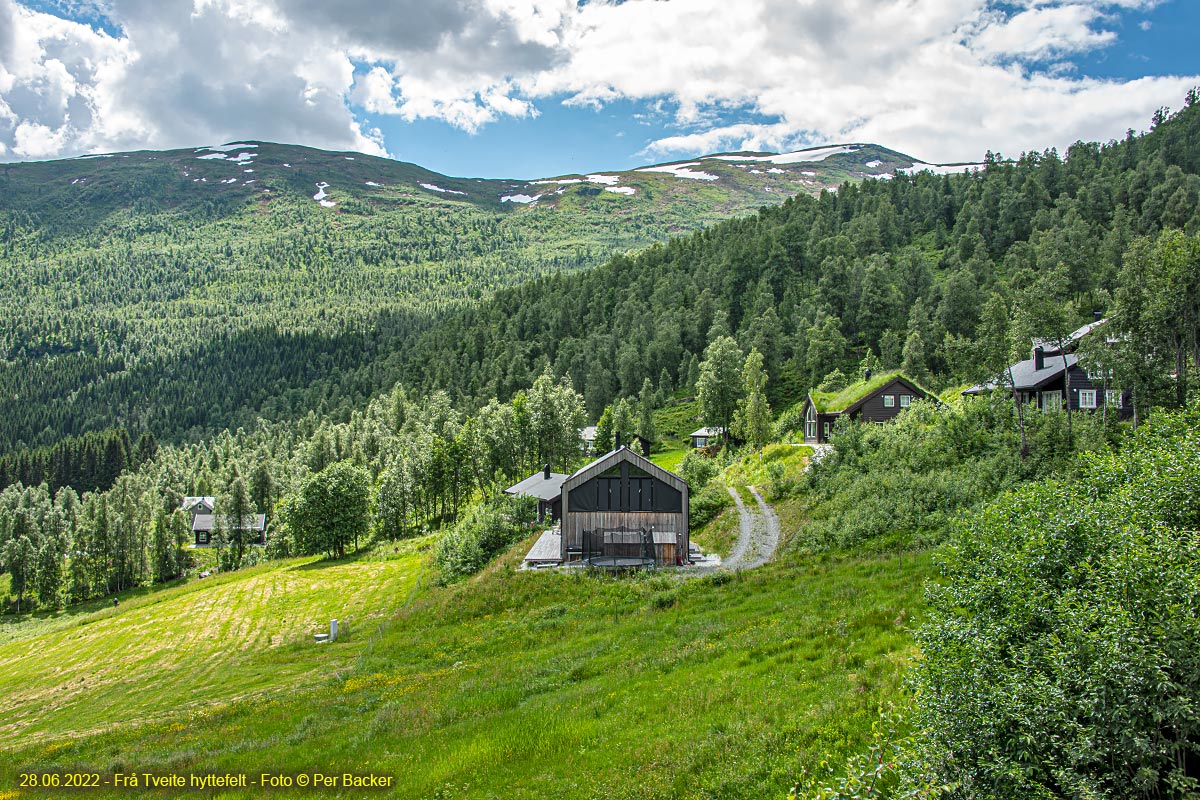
[0,79,1198,800]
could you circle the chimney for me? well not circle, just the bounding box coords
[543,463,551,480]
[615,432,622,450]
[1034,346,1045,371]
[1093,310,1103,322]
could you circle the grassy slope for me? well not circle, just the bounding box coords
[0,546,422,746]
[2,539,930,800]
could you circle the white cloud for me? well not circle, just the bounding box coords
[0,0,1194,165]
[972,5,1115,60]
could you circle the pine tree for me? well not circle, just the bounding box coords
[637,378,657,447]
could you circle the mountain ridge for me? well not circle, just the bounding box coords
[0,138,973,229]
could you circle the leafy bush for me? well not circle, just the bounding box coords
[775,402,807,439]
[689,482,732,528]
[434,496,537,582]
[681,448,721,490]
[912,407,1200,798]
[818,368,849,393]
[799,396,1096,552]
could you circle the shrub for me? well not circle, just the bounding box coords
[689,482,732,528]
[681,448,721,490]
[911,407,1200,798]
[775,402,806,440]
[434,496,536,583]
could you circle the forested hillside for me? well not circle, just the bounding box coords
[398,94,1200,418]
[0,140,912,455]
[2,94,1196,613]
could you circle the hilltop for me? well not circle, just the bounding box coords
[1,140,945,227]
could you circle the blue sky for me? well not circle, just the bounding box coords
[1,0,1197,178]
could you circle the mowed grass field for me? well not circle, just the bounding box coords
[1,532,932,800]
[0,546,423,746]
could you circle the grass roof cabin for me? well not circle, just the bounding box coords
[802,371,936,444]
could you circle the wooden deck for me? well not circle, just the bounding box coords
[523,528,563,565]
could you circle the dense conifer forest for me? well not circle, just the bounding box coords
[0,140,900,454]
[399,92,1200,417]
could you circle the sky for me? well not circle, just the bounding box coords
[0,0,1197,179]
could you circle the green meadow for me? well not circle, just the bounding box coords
[1,510,929,799]
[0,547,422,746]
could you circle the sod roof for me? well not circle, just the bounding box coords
[808,371,932,413]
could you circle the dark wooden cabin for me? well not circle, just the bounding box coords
[504,464,568,521]
[802,372,936,444]
[963,345,1131,417]
[560,446,689,567]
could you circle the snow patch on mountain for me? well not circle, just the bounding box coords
[637,162,719,181]
[501,193,541,204]
[313,182,336,208]
[197,143,257,153]
[420,183,467,196]
[196,151,255,164]
[532,173,621,186]
[364,181,381,187]
[897,162,984,176]
[866,160,883,168]
[705,144,863,165]
[604,186,636,195]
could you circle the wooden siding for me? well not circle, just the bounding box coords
[1028,365,1132,417]
[560,447,690,563]
[849,378,916,425]
[562,510,687,556]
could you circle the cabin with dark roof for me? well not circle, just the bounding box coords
[802,372,936,444]
[963,344,1131,416]
[504,464,568,522]
[689,427,723,448]
[560,446,689,567]
[963,316,1131,417]
[192,514,267,547]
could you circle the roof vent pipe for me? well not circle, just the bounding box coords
[616,432,622,450]
[543,463,551,480]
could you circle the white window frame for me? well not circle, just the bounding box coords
[1041,391,1063,412]
[1106,390,1122,408]
[899,394,912,408]
[1079,389,1097,409]
[882,394,895,408]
